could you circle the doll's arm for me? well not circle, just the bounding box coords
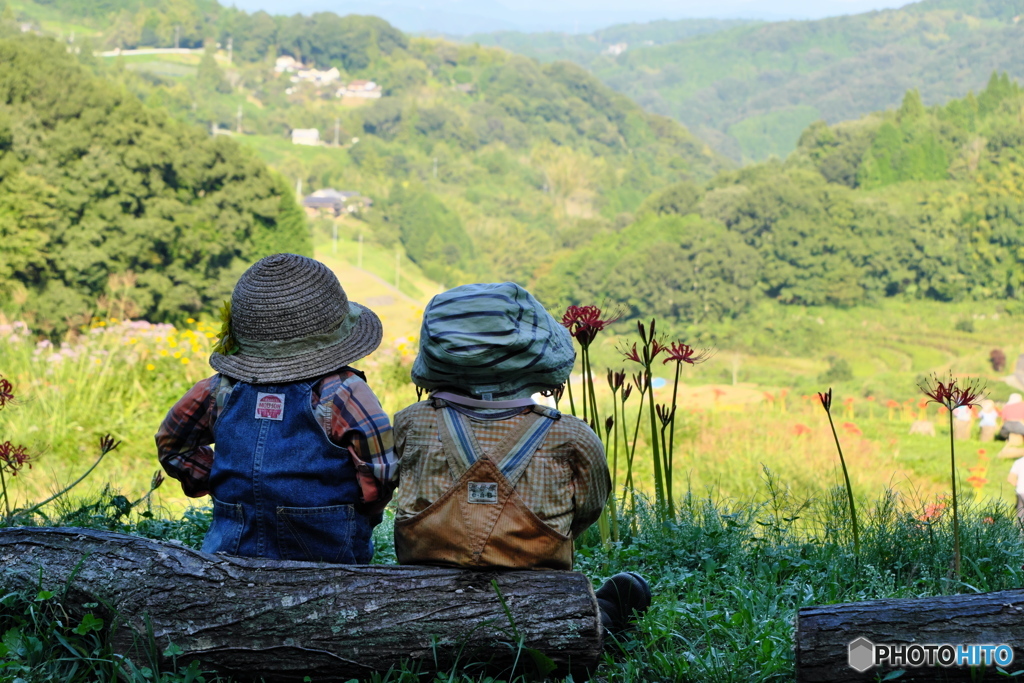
[155,376,219,497]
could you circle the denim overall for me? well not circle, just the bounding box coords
[202,379,373,563]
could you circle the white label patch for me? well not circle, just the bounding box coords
[467,482,499,504]
[255,393,285,420]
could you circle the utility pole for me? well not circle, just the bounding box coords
[296,178,302,199]
[174,25,180,49]
[358,233,363,269]
[236,104,242,134]
[332,221,338,254]
[227,36,233,64]
[334,117,340,146]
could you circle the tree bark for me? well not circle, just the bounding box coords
[0,527,602,682]
[796,590,1024,682]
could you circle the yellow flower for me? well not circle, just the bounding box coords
[180,357,190,365]
[205,332,215,338]
[169,340,177,348]
[191,345,201,353]
[128,337,138,344]
[173,351,182,359]
[187,318,196,324]
[146,363,156,371]
[159,349,169,357]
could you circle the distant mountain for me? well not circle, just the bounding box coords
[457,0,1024,162]
[454,18,759,66]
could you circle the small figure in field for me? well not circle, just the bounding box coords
[999,394,1024,442]
[909,420,936,437]
[392,282,650,635]
[1007,456,1024,527]
[952,404,973,441]
[979,399,1000,442]
[156,254,396,563]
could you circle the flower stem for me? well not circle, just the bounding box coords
[610,392,620,543]
[566,370,577,417]
[12,448,111,521]
[666,361,682,517]
[825,409,860,555]
[949,410,961,578]
[0,467,9,520]
[646,365,665,516]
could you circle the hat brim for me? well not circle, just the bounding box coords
[210,302,383,384]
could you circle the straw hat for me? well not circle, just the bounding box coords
[411,282,574,400]
[210,254,382,384]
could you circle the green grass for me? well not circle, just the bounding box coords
[4,479,1024,682]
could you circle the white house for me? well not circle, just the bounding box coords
[291,128,320,146]
[336,80,383,99]
[275,55,300,73]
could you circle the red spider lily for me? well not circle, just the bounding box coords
[817,388,833,412]
[621,384,633,402]
[605,416,614,433]
[650,339,668,361]
[967,475,988,489]
[661,342,712,366]
[984,517,995,525]
[978,449,987,456]
[792,423,812,436]
[623,343,643,365]
[631,372,645,394]
[607,369,625,391]
[99,434,122,455]
[0,441,33,476]
[886,400,899,408]
[655,403,674,427]
[917,502,946,521]
[842,422,862,436]
[0,377,13,409]
[712,388,726,399]
[561,305,620,347]
[919,374,985,411]
[764,392,775,402]
[866,396,876,402]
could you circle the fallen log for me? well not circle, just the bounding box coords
[796,590,1024,682]
[0,527,602,682]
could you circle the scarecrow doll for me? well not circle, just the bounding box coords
[156,253,396,564]
[392,282,650,634]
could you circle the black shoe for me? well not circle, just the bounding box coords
[596,572,651,635]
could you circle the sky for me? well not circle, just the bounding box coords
[226,0,917,34]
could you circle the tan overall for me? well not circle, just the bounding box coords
[394,404,574,570]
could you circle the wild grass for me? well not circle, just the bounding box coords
[4,477,1023,682]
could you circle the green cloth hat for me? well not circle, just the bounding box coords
[411,282,575,400]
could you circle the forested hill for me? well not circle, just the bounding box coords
[0,34,310,334]
[535,78,1024,341]
[459,0,1024,164]
[0,1,729,329]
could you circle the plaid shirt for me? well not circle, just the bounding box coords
[393,401,609,539]
[156,370,397,513]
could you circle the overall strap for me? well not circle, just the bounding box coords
[434,400,556,485]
